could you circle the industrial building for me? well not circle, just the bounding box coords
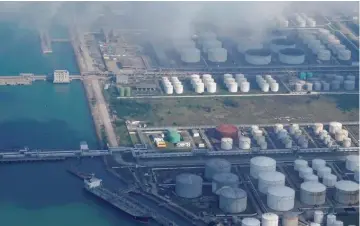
[53,70,70,84]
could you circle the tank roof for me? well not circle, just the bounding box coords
[279,48,305,56]
[216,124,238,132]
[262,213,279,220]
[271,38,296,46]
[218,186,247,198]
[242,217,260,226]
[258,171,285,181]
[301,181,326,192]
[245,48,272,56]
[335,180,359,191]
[176,173,202,184]
[206,158,231,168]
[268,186,295,197]
[251,156,276,166]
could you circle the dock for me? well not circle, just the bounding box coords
[0,74,82,86]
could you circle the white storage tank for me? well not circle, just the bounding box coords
[331,80,341,90]
[270,82,279,92]
[334,180,359,205]
[323,174,337,187]
[235,73,245,80]
[326,214,336,226]
[313,123,324,134]
[224,73,233,80]
[267,186,295,211]
[262,213,279,226]
[342,137,352,148]
[329,122,342,134]
[334,221,344,226]
[345,155,359,171]
[207,82,217,93]
[174,84,184,94]
[194,82,205,94]
[261,82,270,92]
[312,159,326,171]
[317,166,331,178]
[241,217,260,226]
[250,156,276,179]
[218,186,247,213]
[239,136,251,150]
[299,167,313,179]
[304,174,319,182]
[240,81,250,92]
[208,48,227,63]
[205,158,231,180]
[245,48,272,65]
[278,48,305,65]
[294,159,308,171]
[221,137,233,150]
[212,172,239,193]
[313,81,322,91]
[344,80,356,91]
[258,171,286,194]
[202,39,222,53]
[300,181,326,205]
[228,82,238,93]
[164,84,174,94]
[313,210,324,224]
[337,49,351,61]
[175,173,203,198]
[295,82,303,91]
[274,124,283,133]
[180,48,201,63]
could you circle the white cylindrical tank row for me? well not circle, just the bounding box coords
[221,137,233,150]
[334,180,359,205]
[258,171,286,194]
[256,75,279,92]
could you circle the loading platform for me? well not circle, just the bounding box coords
[0,74,82,86]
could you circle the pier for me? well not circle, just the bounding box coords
[0,74,82,86]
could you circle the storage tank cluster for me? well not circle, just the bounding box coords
[262,213,279,226]
[250,156,276,179]
[166,77,184,94]
[273,125,293,149]
[334,180,359,205]
[161,77,174,94]
[329,121,353,147]
[317,129,334,148]
[298,30,330,61]
[317,29,352,61]
[295,13,317,27]
[256,75,279,92]
[300,181,327,205]
[328,75,356,91]
[235,74,251,92]
[251,125,268,150]
[175,173,203,198]
[223,74,239,93]
[190,74,205,94]
[201,74,217,93]
[287,124,309,148]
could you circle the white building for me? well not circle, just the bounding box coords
[53,70,70,83]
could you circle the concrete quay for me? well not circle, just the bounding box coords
[0,74,82,85]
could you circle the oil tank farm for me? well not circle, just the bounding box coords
[334,180,359,205]
[245,48,272,65]
[241,217,261,226]
[270,38,296,53]
[345,155,359,171]
[300,181,326,205]
[208,47,228,63]
[278,48,305,65]
[267,186,295,211]
[205,158,232,180]
[262,213,279,226]
[180,48,201,63]
[218,186,247,213]
[250,156,277,179]
[215,124,238,140]
[175,173,203,198]
[282,212,299,226]
[258,171,286,194]
[212,172,239,193]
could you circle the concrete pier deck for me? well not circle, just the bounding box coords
[0,74,81,85]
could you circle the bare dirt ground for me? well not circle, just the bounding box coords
[116,95,359,127]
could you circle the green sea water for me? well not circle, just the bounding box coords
[0,20,139,226]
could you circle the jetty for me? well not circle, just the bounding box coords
[0,74,82,86]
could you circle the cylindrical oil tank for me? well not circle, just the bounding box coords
[337,50,351,61]
[304,174,319,182]
[310,223,320,226]
[259,141,268,150]
[260,82,270,92]
[218,186,247,213]
[323,174,337,187]
[175,173,203,198]
[313,210,324,224]
[300,181,326,205]
[313,123,324,134]
[289,124,299,134]
[274,124,283,133]
[343,137,352,148]
[313,81,322,91]
[216,124,238,140]
[317,166,331,178]
[335,130,345,142]
[212,172,239,193]
[299,167,313,179]
[245,48,272,65]
[174,84,184,94]
[312,159,326,171]
[270,82,279,92]
[224,73,233,79]
[258,171,286,194]
[279,48,305,65]
[208,48,227,63]
[326,214,337,226]
[242,217,260,226]
[346,75,356,81]
[331,80,341,90]
[267,186,295,211]
[295,82,303,91]
[235,73,245,80]
[317,49,331,61]
[334,221,344,226]
[221,137,233,150]
[250,156,276,179]
[239,136,251,150]
[345,155,359,171]
[180,48,201,63]
[322,82,330,91]
[207,82,217,93]
[282,212,299,226]
[294,159,308,171]
[202,39,222,53]
[334,180,359,205]
[228,82,238,93]
[262,213,279,226]
[329,122,342,134]
[205,158,231,180]
[344,80,356,91]
[270,39,296,53]
[240,81,251,92]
